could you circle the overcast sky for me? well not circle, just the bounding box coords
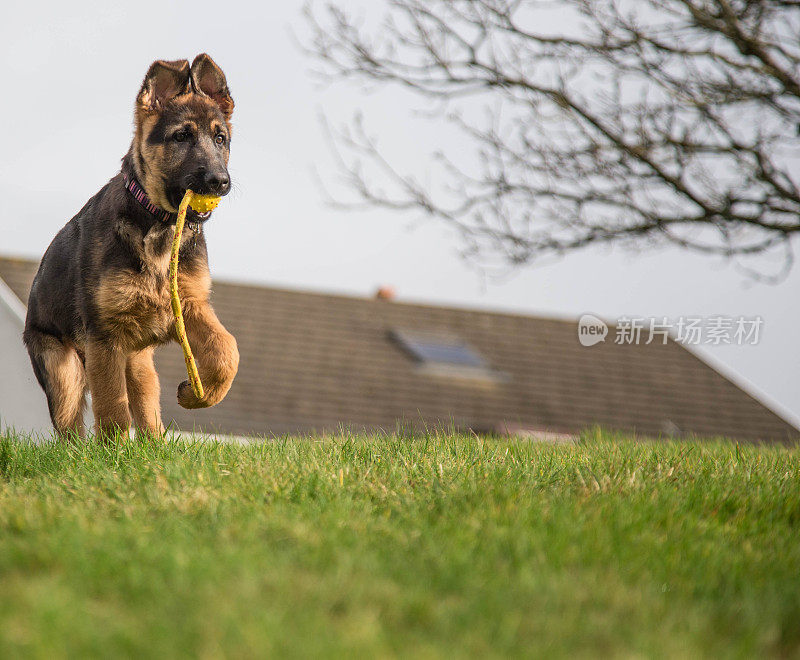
[1,0,797,426]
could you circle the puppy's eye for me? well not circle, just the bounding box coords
[215,134,226,146]
[173,131,189,143]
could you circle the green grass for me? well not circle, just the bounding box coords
[0,429,799,658]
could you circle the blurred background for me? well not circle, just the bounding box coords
[1,0,797,430]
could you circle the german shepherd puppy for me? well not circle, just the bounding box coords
[24,54,239,439]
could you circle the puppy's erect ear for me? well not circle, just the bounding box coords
[137,59,191,113]
[190,53,234,120]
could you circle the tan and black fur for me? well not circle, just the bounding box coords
[24,54,239,439]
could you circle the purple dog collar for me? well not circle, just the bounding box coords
[122,171,211,230]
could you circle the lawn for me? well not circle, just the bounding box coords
[0,429,798,658]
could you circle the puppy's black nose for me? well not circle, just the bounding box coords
[204,171,230,195]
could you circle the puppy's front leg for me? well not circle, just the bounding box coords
[86,339,131,439]
[127,347,165,439]
[176,300,239,409]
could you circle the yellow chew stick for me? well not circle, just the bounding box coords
[169,190,221,400]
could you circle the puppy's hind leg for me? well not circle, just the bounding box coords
[24,329,87,439]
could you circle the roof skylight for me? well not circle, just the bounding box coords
[391,330,486,368]
[389,329,504,383]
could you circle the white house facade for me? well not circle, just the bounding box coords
[0,276,51,434]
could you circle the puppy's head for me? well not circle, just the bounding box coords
[133,54,234,212]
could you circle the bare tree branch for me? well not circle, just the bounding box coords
[303,0,800,277]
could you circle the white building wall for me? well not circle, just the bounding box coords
[0,278,52,434]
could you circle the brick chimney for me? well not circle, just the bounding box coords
[375,285,396,301]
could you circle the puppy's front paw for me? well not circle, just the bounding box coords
[177,380,209,409]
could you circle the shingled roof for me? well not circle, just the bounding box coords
[1,255,796,443]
